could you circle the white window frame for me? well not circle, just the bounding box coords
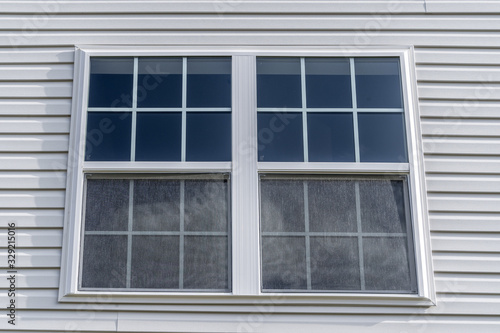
[59,45,435,308]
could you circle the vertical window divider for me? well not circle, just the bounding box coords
[181,57,188,162]
[350,58,360,163]
[303,180,312,290]
[300,57,309,163]
[179,180,185,289]
[131,57,138,162]
[354,181,366,290]
[126,179,135,289]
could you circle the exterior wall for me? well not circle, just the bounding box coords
[0,1,499,331]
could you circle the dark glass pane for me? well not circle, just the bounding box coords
[260,179,305,232]
[186,112,231,161]
[308,179,357,232]
[89,58,133,108]
[359,179,407,234]
[310,237,360,290]
[305,58,352,108]
[184,236,229,290]
[257,112,303,161]
[307,113,355,162]
[85,112,132,161]
[135,112,182,161]
[262,236,307,290]
[131,236,179,289]
[133,179,180,231]
[85,179,129,231]
[81,235,127,288]
[363,237,414,291]
[137,58,182,108]
[257,57,301,108]
[187,57,231,107]
[355,58,402,108]
[358,112,407,162]
[184,179,229,232]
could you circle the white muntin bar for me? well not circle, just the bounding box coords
[355,181,366,291]
[181,57,188,162]
[126,179,135,289]
[179,179,185,289]
[303,180,312,290]
[300,57,309,163]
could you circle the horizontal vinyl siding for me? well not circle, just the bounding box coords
[0,1,499,332]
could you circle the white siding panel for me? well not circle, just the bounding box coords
[434,253,500,273]
[0,190,65,208]
[5,32,500,48]
[415,48,500,66]
[0,171,66,189]
[425,157,500,174]
[432,234,500,253]
[0,153,67,170]
[0,99,71,116]
[418,83,500,100]
[0,135,68,152]
[0,47,73,63]
[426,175,500,193]
[0,1,427,14]
[0,82,72,98]
[417,65,500,82]
[5,15,500,32]
[0,117,69,134]
[423,138,500,155]
[0,209,63,228]
[435,274,500,295]
[0,64,73,81]
[0,229,62,248]
[428,194,500,213]
[430,213,500,233]
[0,269,59,288]
[419,101,500,119]
[422,119,500,137]
[0,248,61,268]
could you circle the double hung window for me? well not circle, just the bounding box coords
[60,47,432,305]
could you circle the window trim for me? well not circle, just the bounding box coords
[59,45,435,307]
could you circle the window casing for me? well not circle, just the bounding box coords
[60,46,434,307]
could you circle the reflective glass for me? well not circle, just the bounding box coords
[131,236,180,289]
[88,58,133,108]
[81,235,127,288]
[135,112,182,161]
[186,112,231,161]
[184,236,229,290]
[307,113,355,162]
[85,112,132,161]
[184,179,229,232]
[257,57,301,108]
[305,58,352,108]
[308,179,357,232]
[310,237,360,290]
[363,237,414,291]
[187,57,231,107]
[260,179,305,232]
[257,112,303,161]
[358,112,407,162]
[355,58,402,108]
[137,58,182,108]
[133,179,180,231]
[359,179,407,233]
[85,179,129,231]
[262,236,307,290]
